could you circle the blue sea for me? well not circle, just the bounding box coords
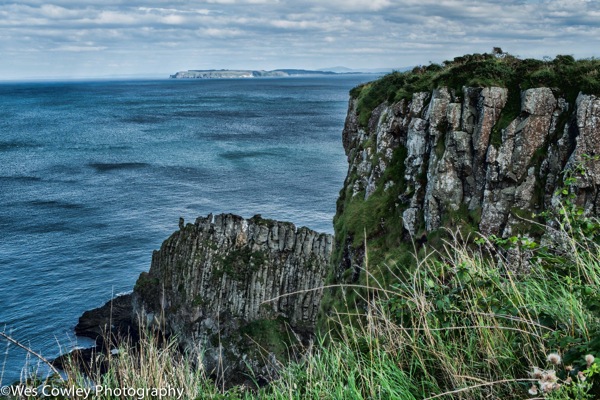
[0,75,373,384]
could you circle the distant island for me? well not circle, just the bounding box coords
[170,68,358,79]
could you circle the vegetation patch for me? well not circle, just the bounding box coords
[249,214,279,228]
[333,146,409,269]
[351,52,600,129]
[133,272,160,310]
[490,85,521,148]
[239,317,298,361]
[213,247,268,281]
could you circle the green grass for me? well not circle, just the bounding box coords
[4,217,600,399]
[214,247,267,281]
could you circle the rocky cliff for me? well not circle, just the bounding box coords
[334,80,600,283]
[73,54,600,389]
[131,213,333,385]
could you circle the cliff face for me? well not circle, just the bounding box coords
[132,213,333,385]
[337,86,600,277]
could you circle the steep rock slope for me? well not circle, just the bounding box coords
[335,82,600,281]
[132,213,333,385]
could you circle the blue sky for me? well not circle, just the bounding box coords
[1,0,599,80]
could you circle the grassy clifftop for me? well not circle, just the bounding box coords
[352,52,600,127]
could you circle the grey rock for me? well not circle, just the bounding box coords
[338,85,600,270]
[522,87,557,115]
[131,214,333,386]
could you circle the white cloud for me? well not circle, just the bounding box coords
[199,27,245,37]
[308,0,393,12]
[0,0,599,79]
[39,4,89,19]
[51,44,107,52]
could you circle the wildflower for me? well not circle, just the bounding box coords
[565,376,573,385]
[578,371,586,382]
[585,354,595,367]
[541,369,557,383]
[528,385,538,395]
[540,382,560,393]
[540,382,553,393]
[547,352,562,365]
[531,366,543,379]
[565,364,573,372]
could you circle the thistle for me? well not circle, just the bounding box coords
[585,354,595,367]
[547,352,562,365]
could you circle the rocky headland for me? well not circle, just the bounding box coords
[170,69,338,79]
[72,53,600,389]
[334,83,600,282]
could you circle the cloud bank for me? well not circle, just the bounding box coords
[1,0,599,79]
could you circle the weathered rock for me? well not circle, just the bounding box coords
[54,294,135,376]
[404,118,428,182]
[131,214,333,386]
[562,93,600,214]
[479,88,557,234]
[339,85,600,270]
[75,294,134,343]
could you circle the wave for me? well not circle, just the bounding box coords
[122,115,164,124]
[26,221,81,234]
[174,110,263,119]
[219,150,280,160]
[88,162,150,172]
[0,175,42,182]
[0,140,41,152]
[28,200,85,210]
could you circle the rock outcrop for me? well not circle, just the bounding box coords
[338,86,600,275]
[131,213,333,385]
[75,293,134,343]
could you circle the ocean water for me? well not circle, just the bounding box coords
[0,75,373,384]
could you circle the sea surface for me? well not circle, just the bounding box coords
[0,75,374,384]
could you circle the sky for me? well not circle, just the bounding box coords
[1,0,600,80]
